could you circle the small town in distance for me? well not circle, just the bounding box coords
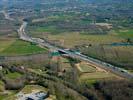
[0,0,133,100]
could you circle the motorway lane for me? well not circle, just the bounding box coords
[1,5,133,80]
[2,10,14,21]
[17,21,133,79]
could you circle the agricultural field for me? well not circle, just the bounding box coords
[116,29,133,38]
[77,62,120,81]
[0,38,15,52]
[29,32,123,48]
[0,39,47,56]
[27,11,107,36]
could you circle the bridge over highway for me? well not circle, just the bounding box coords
[17,21,133,80]
[2,10,133,79]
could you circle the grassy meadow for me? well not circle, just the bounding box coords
[116,29,133,38]
[0,39,47,56]
[5,72,22,79]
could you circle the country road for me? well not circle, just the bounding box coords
[2,11,133,79]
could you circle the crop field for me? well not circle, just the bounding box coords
[0,39,47,56]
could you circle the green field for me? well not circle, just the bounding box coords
[30,14,75,35]
[0,39,47,56]
[32,14,74,23]
[0,38,15,52]
[5,72,22,79]
[116,29,133,38]
[35,26,57,33]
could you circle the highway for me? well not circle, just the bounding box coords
[18,21,133,79]
[2,10,133,79]
[1,10,14,21]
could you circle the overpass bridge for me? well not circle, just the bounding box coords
[0,8,129,81]
[16,21,133,80]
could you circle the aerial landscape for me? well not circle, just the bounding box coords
[0,0,133,100]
